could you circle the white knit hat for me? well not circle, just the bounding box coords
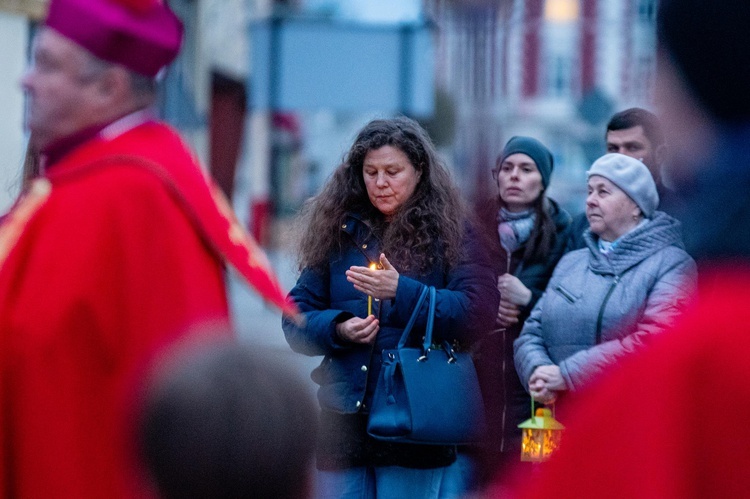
[587,153,659,217]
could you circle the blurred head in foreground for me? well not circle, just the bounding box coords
[140,340,317,499]
[655,0,750,261]
[655,0,750,176]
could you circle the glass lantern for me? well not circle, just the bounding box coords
[518,406,565,462]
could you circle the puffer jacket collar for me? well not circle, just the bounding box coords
[549,197,572,233]
[341,213,383,264]
[512,197,570,275]
[583,211,685,276]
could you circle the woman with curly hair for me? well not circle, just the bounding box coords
[283,117,498,498]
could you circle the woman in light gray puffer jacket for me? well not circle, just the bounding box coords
[514,154,697,403]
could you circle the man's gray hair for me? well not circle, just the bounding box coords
[79,51,157,100]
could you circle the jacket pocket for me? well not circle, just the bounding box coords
[554,284,577,304]
[311,355,333,385]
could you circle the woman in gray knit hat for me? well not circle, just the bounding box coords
[514,153,697,406]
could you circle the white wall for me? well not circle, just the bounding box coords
[597,0,624,99]
[0,11,28,212]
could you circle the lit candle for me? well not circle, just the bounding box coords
[367,262,377,316]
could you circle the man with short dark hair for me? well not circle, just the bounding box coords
[567,107,672,250]
[605,107,666,186]
[0,0,292,496]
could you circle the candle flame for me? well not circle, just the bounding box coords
[369,263,377,270]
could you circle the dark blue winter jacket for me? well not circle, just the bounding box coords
[283,213,499,415]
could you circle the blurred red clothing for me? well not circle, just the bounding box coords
[0,122,237,498]
[490,265,750,499]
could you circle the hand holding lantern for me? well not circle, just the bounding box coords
[529,365,566,404]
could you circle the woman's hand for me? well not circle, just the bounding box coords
[529,364,566,403]
[497,274,533,307]
[531,364,566,391]
[346,253,399,301]
[335,315,380,344]
[497,298,521,327]
[529,378,558,405]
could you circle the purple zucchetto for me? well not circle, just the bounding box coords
[44,0,183,78]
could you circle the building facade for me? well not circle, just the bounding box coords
[0,1,43,212]
[425,0,658,211]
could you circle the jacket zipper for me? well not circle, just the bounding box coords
[595,275,619,344]
[343,219,378,412]
[499,327,508,452]
[498,248,512,452]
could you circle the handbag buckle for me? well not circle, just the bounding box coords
[442,341,457,363]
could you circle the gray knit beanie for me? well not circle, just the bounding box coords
[587,153,659,218]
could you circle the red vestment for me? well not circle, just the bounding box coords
[0,121,290,497]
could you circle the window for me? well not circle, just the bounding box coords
[638,0,656,22]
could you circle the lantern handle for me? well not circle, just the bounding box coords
[530,394,556,418]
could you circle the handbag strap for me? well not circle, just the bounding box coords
[423,286,436,351]
[396,285,430,349]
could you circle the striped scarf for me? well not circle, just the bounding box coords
[497,207,536,254]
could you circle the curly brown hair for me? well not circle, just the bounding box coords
[295,117,466,274]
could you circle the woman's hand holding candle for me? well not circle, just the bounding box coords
[346,253,400,310]
[335,315,379,344]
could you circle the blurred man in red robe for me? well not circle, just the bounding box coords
[0,0,293,497]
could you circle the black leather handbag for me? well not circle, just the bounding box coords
[367,286,487,444]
